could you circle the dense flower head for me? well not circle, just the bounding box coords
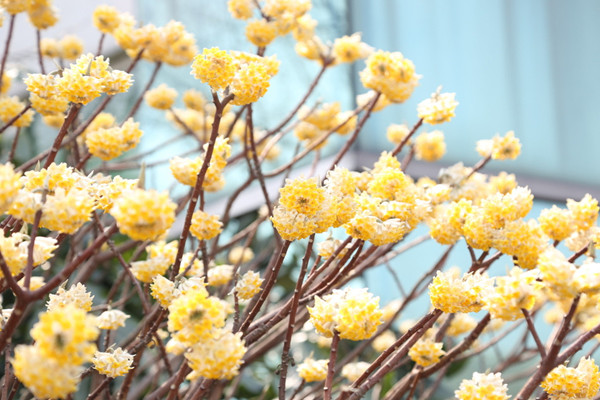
[333,33,373,64]
[493,219,547,269]
[21,162,77,193]
[272,177,335,240]
[573,259,600,294]
[41,188,96,233]
[40,37,60,58]
[482,267,541,321]
[537,246,577,299]
[191,47,237,90]
[279,177,325,216]
[167,287,232,346]
[47,282,94,312]
[341,361,370,382]
[185,329,246,380]
[299,102,341,131]
[538,205,575,242]
[151,275,176,307]
[57,69,102,104]
[0,163,21,213]
[476,131,521,160]
[308,287,383,340]
[93,347,134,378]
[92,4,120,33]
[27,0,59,30]
[13,345,83,399]
[245,19,278,47]
[59,34,84,60]
[235,270,263,300]
[228,0,254,20]
[541,357,600,400]
[387,123,411,145]
[30,304,99,365]
[455,372,510,400]
[408,337,445,367]
[429,270,492,313]
[1,0,29,14]
[131,240,178,282]
[297,358,329,382]
[418,91,459,124]
[414,130,446,162]
[86,118,143,160]
[0,233,57,276]
[190,210,223,240]
[208,264,234,286]
[567,193,599,231]
[0,96,35,127]
[230,59,272,105]
[480,186,533,229]
[372,329,396,352]
[359,50,420,103]
[145,83,177,110]
[97,309,130,330]
[110,189,176,241]
[228,246,254,264]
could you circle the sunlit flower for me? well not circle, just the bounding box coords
[308,287,383,340]
[297,358,328,382]
[455,372,510,400]
[93,347,134,378]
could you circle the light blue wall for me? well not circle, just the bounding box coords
[350,0,600,189]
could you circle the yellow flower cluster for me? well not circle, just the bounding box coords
[47,282,94,312]
[414,130,446,162]
[360,50,421,103]
[0,233,57,276]
[493,219,547,270]
[229,245,254,264]
[417,91,459,124]
[92,347,134,378]
[332,33,373,64]
[541,357,600,400]
[110,189,176,241]
[97,309,130,330]
[0,163,21,213]
[185,329,246,380]
[190,210,223,240]
[0,96,35,127]
[13,305,99,398]
[191,47,278,105]
[131,240,178,283]
[386,123,411,145]
[207,264,234,286]
[341,361,370,382]
[85,118,143,160]
[145,83,178,110]
[297,358,329,382]
[482,267,541,321]
[455,372,510,400]
[476,131,521,160]
[92,5,120,34]
[408,337,445,367]
[25,54,132,108]
[167,286,231,345]
[27,0,58,30]
[235,270,263,300]
[170,136,231,191]
[429,270,491,313]
[308,287,383,341]
[272,177,335,240]
[106,12,197,66]
[1,0,57,29]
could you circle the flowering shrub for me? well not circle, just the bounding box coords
[0,1,598,399]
